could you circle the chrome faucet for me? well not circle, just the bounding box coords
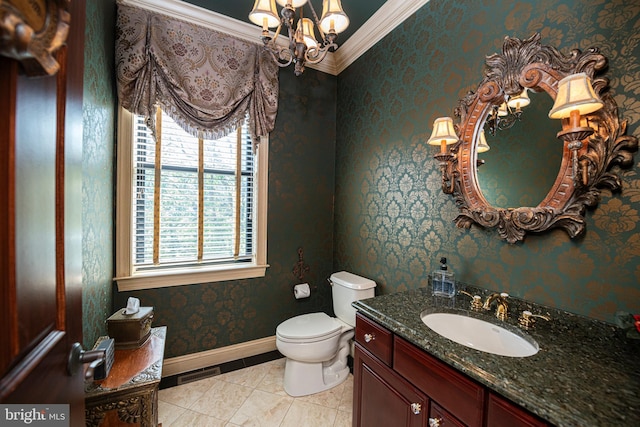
[483,292,509,320]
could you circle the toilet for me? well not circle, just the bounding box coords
[276,271,376,396]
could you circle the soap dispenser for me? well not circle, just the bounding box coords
[431,257,455,299]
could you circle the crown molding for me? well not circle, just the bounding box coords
[118,0,428,76]
[334,0,431,74]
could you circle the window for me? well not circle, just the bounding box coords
[115,107,268,290]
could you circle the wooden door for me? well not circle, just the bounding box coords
[0,0,86,425]
[353,345,427,427]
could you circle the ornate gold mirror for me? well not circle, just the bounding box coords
[432,33,638,244]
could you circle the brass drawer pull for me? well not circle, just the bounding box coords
[428,417,442,427]
[364,333,375,343]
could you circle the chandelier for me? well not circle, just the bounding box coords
[485,89,530,136]
[249,0,349,76]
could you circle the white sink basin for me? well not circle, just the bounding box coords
[421,311,539,357]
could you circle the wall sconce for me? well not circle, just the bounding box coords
[428,117,459,192]
[548,72,604,185]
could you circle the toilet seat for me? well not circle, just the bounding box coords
[276,312,344,343]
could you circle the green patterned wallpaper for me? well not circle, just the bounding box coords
[334,0,640,324]
[86,0,639,361]
[82,0,117,349]
[113,69,338,358]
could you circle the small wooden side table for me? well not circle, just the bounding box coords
[85,326,166,427]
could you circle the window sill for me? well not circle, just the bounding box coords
[114,263,269,291]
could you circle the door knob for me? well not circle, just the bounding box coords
[67,342,105,380]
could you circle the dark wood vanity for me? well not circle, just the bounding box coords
[353,313,547,426]
[351,287,640,426]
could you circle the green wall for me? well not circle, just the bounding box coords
[113,69,338,358]
[83,0,640,360]
[82,0,116,349]
[334,0,640,324]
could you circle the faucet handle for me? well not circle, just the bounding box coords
[458,290,483,311]
[519,310,551,330]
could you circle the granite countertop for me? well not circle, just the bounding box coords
[352,286,640,427]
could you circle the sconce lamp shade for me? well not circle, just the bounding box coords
[276,0,308,7]
[477,130,490,153]
[549,73,604,119]
[428,117,459,153]
[299,18,318,48]
[320,0,350,34]
[249,0,280,28]
[507,88,530,110]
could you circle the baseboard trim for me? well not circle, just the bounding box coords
[162,336,277,377]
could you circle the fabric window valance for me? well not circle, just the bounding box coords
[115,3,279,146]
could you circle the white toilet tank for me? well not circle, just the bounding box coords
[330,271,376,327]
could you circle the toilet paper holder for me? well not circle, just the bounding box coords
[293,283,311,299]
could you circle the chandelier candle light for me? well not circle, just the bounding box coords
[486,88,531,136]
[249,0,349,76]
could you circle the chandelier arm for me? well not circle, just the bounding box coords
[306,1,326,42]
[304,43,337,64]
[265,44,295,67]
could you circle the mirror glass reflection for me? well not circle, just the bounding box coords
[477,91,561,208]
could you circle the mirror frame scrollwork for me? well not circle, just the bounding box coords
[442,33,638,244]
[0,0,70,76]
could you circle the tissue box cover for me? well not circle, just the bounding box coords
[91,337,115,380]
[107,306,154,349]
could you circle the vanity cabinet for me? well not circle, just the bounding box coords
[354,345,426,426]
[353,313,548,427]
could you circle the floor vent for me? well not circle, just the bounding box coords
[176,366,222,385]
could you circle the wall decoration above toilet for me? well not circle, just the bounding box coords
[292,247,310,282]
[276,271,377,396]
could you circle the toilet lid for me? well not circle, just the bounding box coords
[277,312,342,341]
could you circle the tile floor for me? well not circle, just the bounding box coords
[158,358,353,427]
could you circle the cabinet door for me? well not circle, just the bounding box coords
[486,393,549,427]
[394,337,485,427]
[429,401,466,427]
[354,344,426,427]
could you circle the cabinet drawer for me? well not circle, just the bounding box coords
[355,313,393,366]
[394,336,485,427]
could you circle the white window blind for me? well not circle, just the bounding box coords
[132,109,254,269]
